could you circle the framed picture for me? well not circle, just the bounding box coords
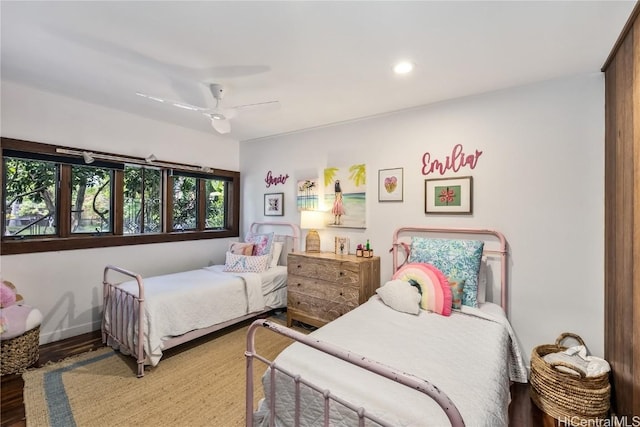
[425,176,473,214]
[297,179,319,211]
[264,192,284,216]
[334,236,350,255]
[378,168,403,202]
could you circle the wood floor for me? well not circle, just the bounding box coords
[1,329,558,427]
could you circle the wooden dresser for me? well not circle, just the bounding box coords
[286,252,381,328]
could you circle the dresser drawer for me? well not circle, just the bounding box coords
[288,257,361,286]
[288,275,359,303]
[287,292,356,323]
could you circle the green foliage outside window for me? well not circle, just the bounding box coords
[71,165,112,233]
[124,166,162,234]
[3,157,57,236]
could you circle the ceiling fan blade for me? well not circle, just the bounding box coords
[232,100,280,112]
[210,117,231,134]
[136,92,209,112]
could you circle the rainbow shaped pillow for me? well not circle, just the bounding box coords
[392,263,453,316]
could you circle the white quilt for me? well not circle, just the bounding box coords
[258,296,527,427]
[105,266,265,366]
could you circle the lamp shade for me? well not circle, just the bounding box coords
[300,210,325,252]
[300,210,325,230]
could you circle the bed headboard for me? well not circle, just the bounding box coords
[249,221,301,265]
[391,227,509,314]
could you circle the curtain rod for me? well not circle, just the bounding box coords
[55,148,214,174]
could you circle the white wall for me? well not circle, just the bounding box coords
[241,73,605,364]
[0,81,240,343]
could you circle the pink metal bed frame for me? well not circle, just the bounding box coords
[245,226,508,427]
[102,221,300,378]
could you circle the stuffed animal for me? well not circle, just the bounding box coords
[0,280,23,308]
[1,280,26,336]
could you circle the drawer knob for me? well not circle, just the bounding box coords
[339,271,344,276]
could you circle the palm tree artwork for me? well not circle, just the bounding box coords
[324,164,366,229]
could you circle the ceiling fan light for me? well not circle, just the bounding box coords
[211,113,225,120]
[211,117,231,134]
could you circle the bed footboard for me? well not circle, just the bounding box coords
[102,264,146,377]
[245,319,465,427]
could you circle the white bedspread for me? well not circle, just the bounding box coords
[106,266,265,366]
[259,296,527,427]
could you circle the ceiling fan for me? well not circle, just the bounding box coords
[136,83,279,134]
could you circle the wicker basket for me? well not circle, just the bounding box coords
[1,326,40,375]
[530,332,610,422]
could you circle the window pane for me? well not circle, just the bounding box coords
[71,165,112,233]
[172,175,197,230]
[124,166,162,234]
[205,179,226,229]
[3,157,58,236]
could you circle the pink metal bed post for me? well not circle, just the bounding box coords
[103,265,146,377]
[392,226,508,315]
[245,319,465,427]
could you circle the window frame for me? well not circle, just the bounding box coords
[1,138,240,255]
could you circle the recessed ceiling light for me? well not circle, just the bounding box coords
[393,61,414,75]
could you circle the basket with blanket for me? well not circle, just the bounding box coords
[530,332,610,422]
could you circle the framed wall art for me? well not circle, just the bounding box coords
[378,167,403,202]
[264,192,284,216]
[424,176,473,214]
[297,179,319,211]
[334,236,350,255]
[324,164,366,229]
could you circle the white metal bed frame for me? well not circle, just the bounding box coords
[245,226,509,427]
[102,221,300,377]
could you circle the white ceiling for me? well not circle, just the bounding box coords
[1,1,635,142]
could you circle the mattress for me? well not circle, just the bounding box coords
[104,265,288,366]
[257,296,527,427]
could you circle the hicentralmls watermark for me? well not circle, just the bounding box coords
[559,416,640,427]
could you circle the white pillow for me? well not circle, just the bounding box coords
[270,242,284,268]
[376,279,421,315]
[223,252,269,273]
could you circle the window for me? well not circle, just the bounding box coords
[205,178,227,229]
[123,166,162,234]
[172,174,198,231]
[1,138,240,254]
[70,165,113,234]
[3,156,58,237]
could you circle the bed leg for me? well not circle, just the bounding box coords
[137,362,145,378]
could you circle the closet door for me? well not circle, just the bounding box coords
[603,3,640,416]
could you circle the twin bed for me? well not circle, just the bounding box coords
[102,221,300,377]
[245,226,528,427]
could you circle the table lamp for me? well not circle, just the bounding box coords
[300,210,325,252]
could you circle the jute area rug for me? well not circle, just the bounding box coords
[23,317,305,427]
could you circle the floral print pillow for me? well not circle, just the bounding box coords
[244,232,274,257]
[408,238,484,308]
